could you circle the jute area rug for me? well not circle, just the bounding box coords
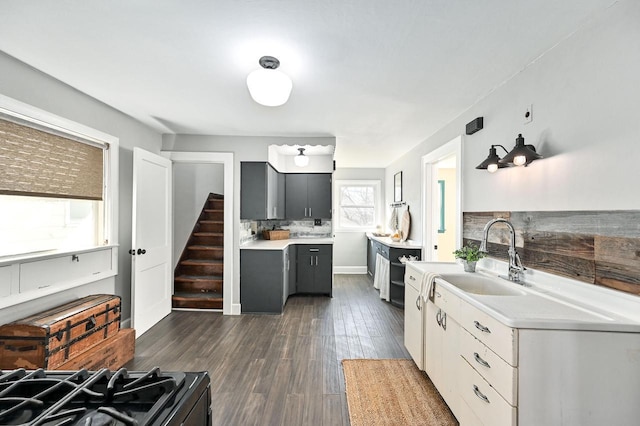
[342,359,458,426]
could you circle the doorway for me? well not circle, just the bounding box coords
[421,136,462,262]
[164,151,235,315]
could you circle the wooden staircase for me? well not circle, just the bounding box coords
[173,193,224,309]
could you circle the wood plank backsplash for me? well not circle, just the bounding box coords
[463,211,640,296]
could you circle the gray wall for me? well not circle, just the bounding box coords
[173,163,224,267]
[385,1,640,244]
[0,52,162,324]
[333,167,385,272]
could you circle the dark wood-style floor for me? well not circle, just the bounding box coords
[126,274,410,425]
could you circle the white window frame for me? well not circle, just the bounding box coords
[0,94,119,308]
[334,180,381,232]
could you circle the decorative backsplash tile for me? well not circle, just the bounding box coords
[257,219,332,238]
[463,210,640,297]
[239,220,257,245]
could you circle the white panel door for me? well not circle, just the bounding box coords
[131,148,172,337]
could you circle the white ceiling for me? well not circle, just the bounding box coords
[0,1,614,168]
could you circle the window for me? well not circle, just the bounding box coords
[335,180,381,231]
[0,98,117,260]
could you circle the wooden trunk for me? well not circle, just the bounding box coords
[0,294,121,370]
[53,328,135,371]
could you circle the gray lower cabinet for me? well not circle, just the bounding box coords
[296,244,333,296]
[285,173,332,219]
[241,162,285,220]
[241,249,288,313]
[367,236,420,309]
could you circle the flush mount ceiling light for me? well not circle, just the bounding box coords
[246,56,293,107]
[294,147,309,167]
[499,133,542,167]
[476,145,510,173]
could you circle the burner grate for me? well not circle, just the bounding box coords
[0,367,185,425]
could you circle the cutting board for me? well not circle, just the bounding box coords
[400,209,411,241]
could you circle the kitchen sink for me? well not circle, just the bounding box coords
[439,273,527,296]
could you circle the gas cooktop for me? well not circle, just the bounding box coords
[0,367,211,425]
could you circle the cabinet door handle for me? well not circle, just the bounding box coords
[442,312,447,331]
[473,352,491,368]
[416,296,421,311]
[409,275,416,281]
[474,320,491,334]
[309,207,312,217]
[310,256,313,266]
[436,309,442,326]
[473,385,490,404]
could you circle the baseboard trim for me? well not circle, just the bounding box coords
[334,266,368,274]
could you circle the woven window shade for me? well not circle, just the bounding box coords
[0,118,103,200]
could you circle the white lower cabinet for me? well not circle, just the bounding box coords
[423,282,640,426]
[424,299,461,418]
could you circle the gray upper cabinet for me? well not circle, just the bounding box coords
[285,173,332,219]
[241,162,285,220]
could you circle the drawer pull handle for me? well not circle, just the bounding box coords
[474,352,491,368]
[473,385,490,404]
[409,276,416,281]
[474,321,491,334]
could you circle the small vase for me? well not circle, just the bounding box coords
[463,260,477,273]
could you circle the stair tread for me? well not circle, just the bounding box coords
[187,245,223,250]
[203,209,224,213]
[176,274,222,281]
[181,259,223,265]
[173,292,223,299]
[193,232,223,236]
[199,220,224,224]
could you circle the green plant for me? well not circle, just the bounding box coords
[453,243,486,262]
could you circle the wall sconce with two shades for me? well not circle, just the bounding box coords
[476,133,542,173]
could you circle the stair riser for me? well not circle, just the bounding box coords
[203,211,223,221]
[178,263,223,276]
[175,280,223,293]
[208,200,224,210]
[187,249,224,260]
[198,222,224,233]
[192,235,224,246]
[172,297,223,310]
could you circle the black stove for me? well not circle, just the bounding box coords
[0,367,211,425]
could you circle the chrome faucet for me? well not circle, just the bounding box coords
[479,218,526,283]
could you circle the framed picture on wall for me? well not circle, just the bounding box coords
[394,171,402,202]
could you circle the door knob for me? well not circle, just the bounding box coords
[137,248,146,255]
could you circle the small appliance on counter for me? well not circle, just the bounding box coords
[0,367,211,425]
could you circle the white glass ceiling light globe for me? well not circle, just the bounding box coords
[294,148,309,167]
[246,56,293,107]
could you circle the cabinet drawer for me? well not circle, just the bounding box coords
[297,244,332,256]
[404,265,422,290]
[459,357,516,426]
[378,244,389,259]
[459,299,518,366]
[460,328,518,406]
[20,249,112,293]
[432,283,460,319]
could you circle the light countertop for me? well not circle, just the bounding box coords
[240,238,334,250]
[406,261,640,332]
[367,233,422,249]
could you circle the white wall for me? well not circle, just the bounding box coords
[386,1,640,244]
[333,167,386,273]
[173,163,224,267]
[0,52,162,323]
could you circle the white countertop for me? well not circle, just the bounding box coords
[367,233,422,249]
[240,238,334,250]
[406,261,640,332]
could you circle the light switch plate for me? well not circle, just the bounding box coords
[524,104,533,124]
